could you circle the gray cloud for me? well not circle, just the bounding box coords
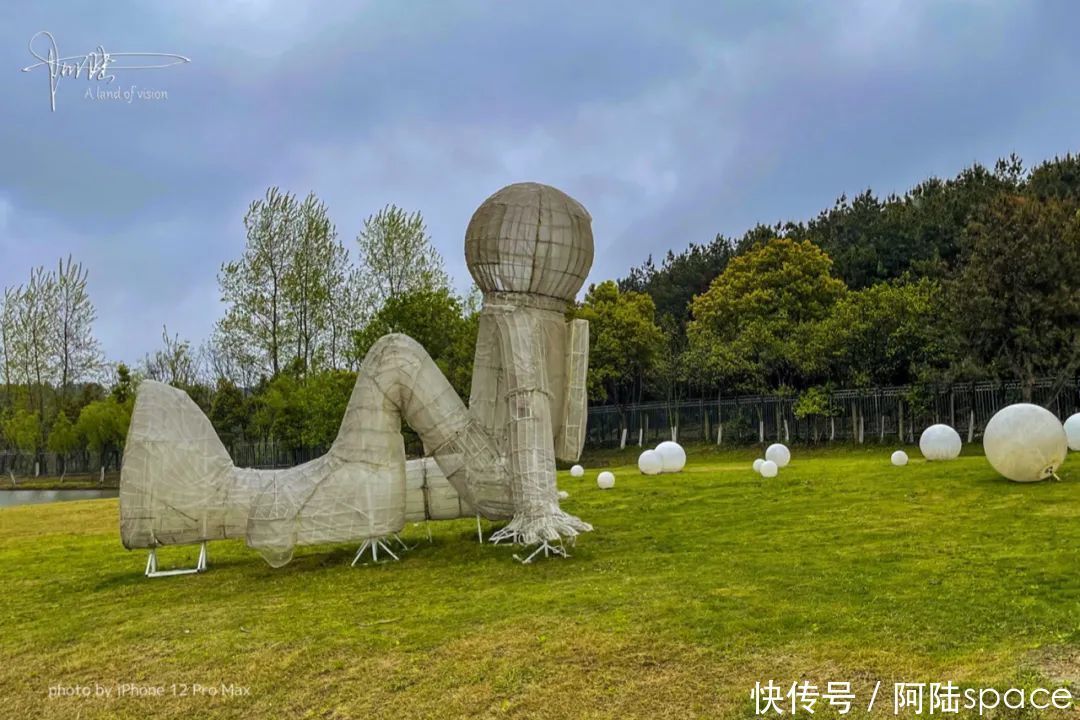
[1,1,1078,363]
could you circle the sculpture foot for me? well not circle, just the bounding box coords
[487,508,592,549]
[513,540,569,564]
[351,535,404,566]
[144,541,208,578]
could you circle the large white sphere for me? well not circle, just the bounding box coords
[983,403,1067,483]
[655,441,687,473]
[919,424,962,461]
[638,450,663,475]
[891,450,909,466]
[1064,413,1080,451]
[760,460,778,478]
[570,464,584,478]
[597,471,615,489]
[752,458,765,474]
[765,443,791,468]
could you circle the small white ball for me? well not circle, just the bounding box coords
[983,403,1067,483]
[891,450,908,466]
[765,443,791,468]
[1064,413,1080,451]
[655,441,687,473]
[760,460,778,478]
[597,471,615,489]
[638,449,663,476]
[752,458,765,474]
[919,424,962,461]
[570,464,584,478]
[557,490,569,500]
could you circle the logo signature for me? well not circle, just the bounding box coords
[21,31,190,111]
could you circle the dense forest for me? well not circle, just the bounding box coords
[3,153,1080,470]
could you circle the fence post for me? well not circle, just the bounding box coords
[967,409,974,444]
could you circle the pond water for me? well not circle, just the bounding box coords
[0,489,119,508]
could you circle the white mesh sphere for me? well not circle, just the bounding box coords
[760,460,778,478]
[765,443,790,468]
[1065,413,1080,451]
[597,471,615,489]
[464,183,593,302]
[891,450,909,466]
[752,458,765,474]
[570,464,584,478]
[558,490,569,500]
[983,403,1067,483]
[638,450,663,476]
[919,424,962,461]
[655,441,686,473]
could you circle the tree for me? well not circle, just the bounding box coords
[218,188,358,378]
[142,325,202,388]
[812,278,944,387]
[47,411,80,479]
[76,398,130,470]
[3,409,39,456]
[573,281,665,424]
[351,286,478,398]
[5,267,59,453]
[793,386,832,442]
[355,204,449,309]
[948,194,1080,400]
[209,378,249,451]
[52,256,102,410]
[688,238,846,391]
[619,234,736,326]
[111,363,136,405]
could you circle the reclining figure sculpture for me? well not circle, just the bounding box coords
[120,182,594,571]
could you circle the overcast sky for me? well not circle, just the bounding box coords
[2,1,1079,364]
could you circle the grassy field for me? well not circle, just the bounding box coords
[1,445,1078,718]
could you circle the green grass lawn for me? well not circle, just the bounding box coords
[1,445,1077,718]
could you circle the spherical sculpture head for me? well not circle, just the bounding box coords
[465,182,593,302]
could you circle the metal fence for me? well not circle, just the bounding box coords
[584,377,1080,449]
[5,378,1077,477]
[0,449,119,480]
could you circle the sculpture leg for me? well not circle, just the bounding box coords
[485,307,592,548]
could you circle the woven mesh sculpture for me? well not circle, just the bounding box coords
[120,182,592,568]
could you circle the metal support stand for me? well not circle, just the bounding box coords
[145,541,207,578]
[512,540,569,565]
[476,514,484,544]
[351,536,401,566]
